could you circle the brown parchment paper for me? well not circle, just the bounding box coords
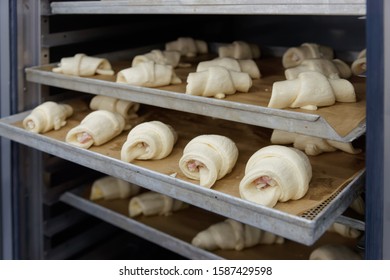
[14,104,365,216]
[38,54,366,138]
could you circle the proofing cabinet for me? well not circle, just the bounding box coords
[0,0,389,260]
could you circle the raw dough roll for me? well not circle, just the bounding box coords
[89,95,140,130]
[268,71,356,110]
[218,41,260,60]
[128,191,188,217]
[309,244,362,260]
[165,37,208,57]
[23,101,73,133]
[132,49,181,68]
[270,130,361,156]
[121,121,178,163]
[66,110,125,149]
[52,53,114,76]
[327,222,361,238]
[284,58,352,80]
[90,176,141,200]
[239,145,312,207]
[282,43,334,68]
[351,49,366,76]
[349,195,365,215]
[179,134,239,188]
[186,66,252,99]
[192,219,284,251]
[196,57,261,79]
[116,61,182,87]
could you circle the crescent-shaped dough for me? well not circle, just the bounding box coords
[116,61,182,87]
[132,49,181,68]
[165,37,208,57]
[191,219,284,251]
[121,121,178,163]
[268,71,356,110]
[179,134,239,188]
[218,41,260,60]
[351,49,366,76]
[309,244,362,260]
[66,110,125,149]
[196,57,261,79]
[282,43,334,68]
[128,191,188,217]
[52,53,114,76]
[186,66,252,99]
[239,145,312,207]
[327,222,361,239]
[23,101,73,133]
[90,176,141,200]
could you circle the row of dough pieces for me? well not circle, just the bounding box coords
[52,37,366,111]
[23,97,362,209]
[90,175,363,259]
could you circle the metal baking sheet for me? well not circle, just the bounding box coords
[25,56,366,142]
[50,1,366,16]
[0,108,365,245]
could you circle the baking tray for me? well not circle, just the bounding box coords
[50,1,366,16]
[0,105,365,245]
[60,184,360,260]
[25,56,366,142]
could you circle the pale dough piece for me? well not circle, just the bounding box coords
[349,195,365,215]
[121,121,178,163]
[239,145,312,208]
[165,37,208,57]
[132,49,181,68]
[351,49,366,76]
[282,43,334,68]
[284,58,352,80]
[191,219,284,251]
[186,66,252,99]
[270,130,361,156]
[309,244,362,260]
[116,61,182,87]
[218,41,260,60]
[268,71,356,110]
[65,110,125,149]
[89,95,140,130]
[90,176,141,200]
[179,134,239,188]
[196,57,261,79]
[128,191,188,217]
[52,53,114,76]
[327,222,361,238]
[23,101,73,133]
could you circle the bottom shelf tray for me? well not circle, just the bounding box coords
[60,185,361,260]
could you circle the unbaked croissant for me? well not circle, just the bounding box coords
[90,176,141,200]
[52,53,114,76]
[132,49,181,68]
[196,57,261,79]
[349,195,365,215]
[89,95,139,130]
[270,130,361,156]
[284,58,352,80]
[116,61,182,87]
[309,244,362,260]
[23,101,73,133]
[179,134,239,188]
[218,41,260,60]
[282,43,334,68]
[128,191,188,217]
[165,37,208,57]
[191,219,284,251]
[239,145,312,207]
[351,49,366,76]
[327,222,361,239]
[186,66,252,99]
[121,121,177,163]
[66,110,125,149]
[268,71,356,110]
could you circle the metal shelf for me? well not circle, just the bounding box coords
[0,108,365,246]
[25,57,366,142]
[50,1,366,16]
